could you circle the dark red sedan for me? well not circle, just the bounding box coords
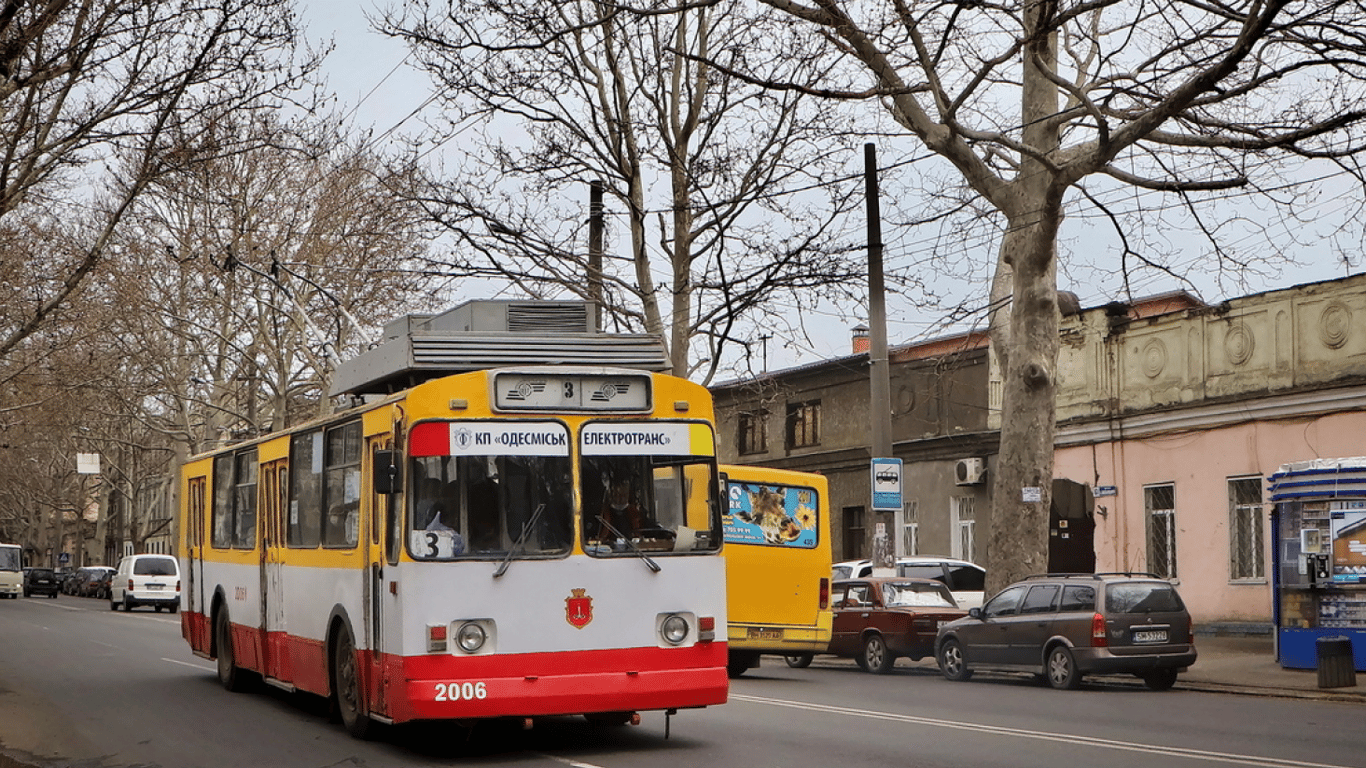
[829,577,967,674]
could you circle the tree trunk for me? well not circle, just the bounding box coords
[984,0,1063,593]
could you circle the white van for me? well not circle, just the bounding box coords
[110,554,180,613]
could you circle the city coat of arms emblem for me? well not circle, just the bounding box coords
[565,588,593,629]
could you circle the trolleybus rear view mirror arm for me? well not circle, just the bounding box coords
[596,515,661,573]
[494,503,547,578]
[373,450,401,494]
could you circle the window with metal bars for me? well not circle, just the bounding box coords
[1228,477,1265,581]
[786,400,821,449]
[1145,484,1176,578]
[902,500,919,557]
[738,410,767,455]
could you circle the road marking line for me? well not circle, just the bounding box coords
[731,694,1350,768]
[162,657,215,672]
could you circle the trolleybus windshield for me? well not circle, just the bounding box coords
[407,420,573,560]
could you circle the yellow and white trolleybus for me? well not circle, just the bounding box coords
[179,302,728,737]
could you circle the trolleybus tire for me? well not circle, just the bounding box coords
[332,625,374,740]
[216,608,250,692]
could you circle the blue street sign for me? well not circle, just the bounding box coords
[871,457,903,512]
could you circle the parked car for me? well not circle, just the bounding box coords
[895,556,988,609]
[23,567,59,598]
[109,553,180,612]
[61,568,84,595]
[935,572,1197,691]
[75,566,116,598]
[92,568,115,599]
[821,577,968,674]
[832,559,874,579]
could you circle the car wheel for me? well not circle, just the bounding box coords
[154,605,163,613]
[123,594,133,612]
[862,634,895,674]
[1046,645,1082,690]
[938,638,972,681]
[169,603,179,614]
[332,625,373,739]
[726,658,751,678]
[1143,668,1179,691]
[784,654,814,669]
[109,599,118,611]
[216,608,249,692]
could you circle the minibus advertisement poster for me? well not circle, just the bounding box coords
[724,482,818,548]
[1330,501,1366,583]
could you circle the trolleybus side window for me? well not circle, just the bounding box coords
[289,431,323,547]
[323,422,362,548]
[211,448,258,549]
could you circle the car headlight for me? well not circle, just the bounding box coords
[456,622,487,653]
[661,614,689,645]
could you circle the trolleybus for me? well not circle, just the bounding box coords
[719,465,831,676]
[179,304,728,738]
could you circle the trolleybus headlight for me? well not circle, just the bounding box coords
[661,614,689,645]
[456,621,487,653]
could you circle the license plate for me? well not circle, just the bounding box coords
[147,584,164,590]
[1132,629,1167,644]
[747,628,783,641]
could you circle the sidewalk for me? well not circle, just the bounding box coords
[808,634,1366,701]
[1171,633,1366,702]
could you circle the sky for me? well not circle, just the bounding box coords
[300,2,1363,377]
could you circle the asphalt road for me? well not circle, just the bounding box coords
[2,595,1362,768]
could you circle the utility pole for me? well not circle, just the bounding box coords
[866,143,892,459]
[866,143,898,568]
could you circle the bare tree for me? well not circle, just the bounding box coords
[751,0,1366,589]
[0,0,322,362]
[380,0,875,381]
[108,112,440,455]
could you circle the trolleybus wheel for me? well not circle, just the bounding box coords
[333,625,374,740]
[216,608,249,692]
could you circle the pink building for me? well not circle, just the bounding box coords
[1030,274,1366,630]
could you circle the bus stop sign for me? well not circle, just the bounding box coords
[871,458,903,512]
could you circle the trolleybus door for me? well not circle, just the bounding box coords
[260,460,288,681]
[186,476,209,652]
[364,439,391,715]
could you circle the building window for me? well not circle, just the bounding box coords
[843,505,864,561]
[1145,483,1176,579]
[1229,477,1265,581]
[902,500,919,557]
[738,410,767,455]
[787,400,821,449]
[952,496,976,563]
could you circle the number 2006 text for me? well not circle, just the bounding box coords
[435,681,488,701]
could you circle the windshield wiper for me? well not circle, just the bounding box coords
[595,515,661,573]
[494,503,546,579]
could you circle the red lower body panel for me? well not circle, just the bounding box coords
[183,611,728,724]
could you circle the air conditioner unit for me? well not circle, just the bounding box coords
[955,457,986,486]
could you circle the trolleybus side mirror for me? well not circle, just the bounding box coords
[374,450,402,495]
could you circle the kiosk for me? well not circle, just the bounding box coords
[1268,458,1366,670]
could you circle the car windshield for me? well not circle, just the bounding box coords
[133,559,176,576]
[30,569,52,578]
[883,581,957,608]
[1106,582,1185,613]
[832,565,854,579]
